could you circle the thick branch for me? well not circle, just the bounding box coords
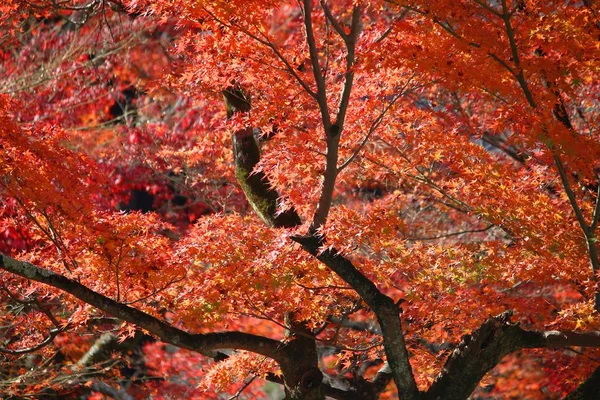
[371,362,394,396]
[291,234,420,400]
[76,332,118,368]
[223,89,327,399]
[0,254,285,363]
[223,88,301,228]
[425,312,600,400]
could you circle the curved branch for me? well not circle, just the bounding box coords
[291,234,420,400]
[0,254,285,363]
[223,88,302,228]
[0,327,64,355]
[424,311,600,400]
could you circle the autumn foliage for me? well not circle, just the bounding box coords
[1,0,600,399]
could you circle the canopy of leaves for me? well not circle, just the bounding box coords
[1,1,600,399]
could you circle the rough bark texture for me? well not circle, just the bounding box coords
[223,87,301,228]
[223,87,323,398]
[425,312,521,400]
[425,311,600,400]
[280,334,324,400]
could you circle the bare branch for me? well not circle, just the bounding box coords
[227,376,257,400]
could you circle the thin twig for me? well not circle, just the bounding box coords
[404,225,494,241]
[338,74,415,173]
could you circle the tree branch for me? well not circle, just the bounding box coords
[500,0,537,108]
[0,326,64,355]
[201,6,317,100]
[371,362,394,396]
[424,311,600,400]
[309,4,361,231]
[591,184,600,233]
[302,0,332,130]
[0,254,285,363]
[553,153,589,235]
[403,225,494,241]
[338,76,415,173]
[291,234,420,400]
[319,0,347,42]
[334,5,360,134]
[223,88,302,228]
[550,96,600,312]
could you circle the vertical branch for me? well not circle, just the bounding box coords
[591,184,600,232]
[311,129,341,232]
[333,5,360,131]
[552,102,600,312]
[309,3,361,232]
[496,0,600,311]
[302,0,332,130]
[499,0,536,108]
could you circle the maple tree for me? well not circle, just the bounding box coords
[2,0,600,399]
